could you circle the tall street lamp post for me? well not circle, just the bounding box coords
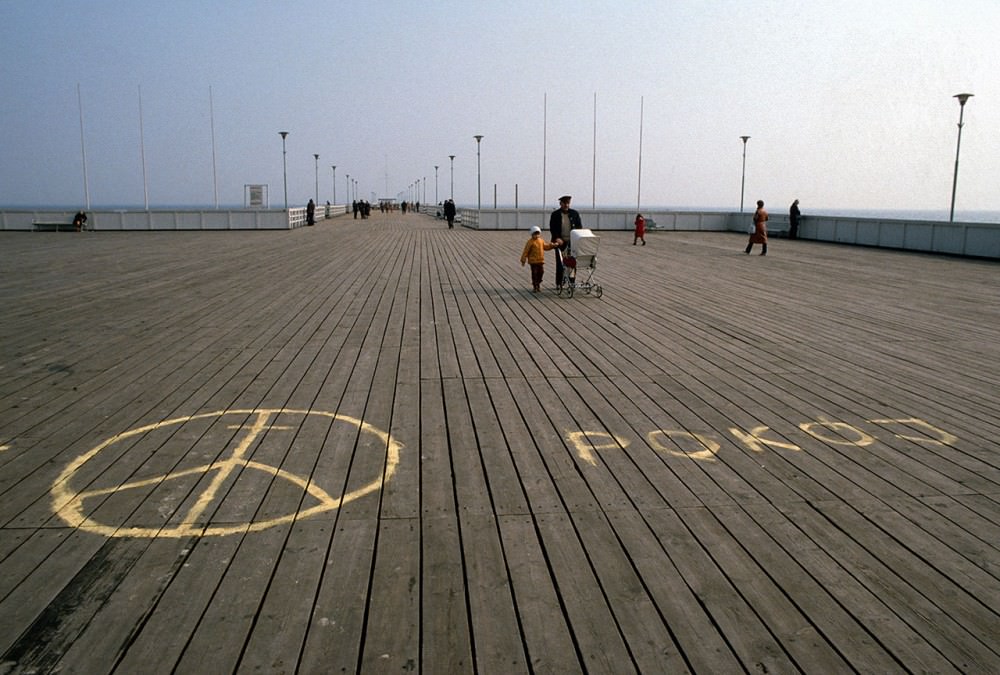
[449,155,455,200]
[434,165,439,204]
[474,135,483,210]
[950,93,973,223]
[331,166,336,204]
[279,131,289,210]
[313,154,320,204]
[739,135,750,213]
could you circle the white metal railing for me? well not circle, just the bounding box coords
[4,206,997,258]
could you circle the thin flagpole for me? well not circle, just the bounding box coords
[139,85,149,209]
[637,96,644,211]
[542,92,547,208]
[210,85,219,208]
[77,84,91,209]
[592,92,597,209]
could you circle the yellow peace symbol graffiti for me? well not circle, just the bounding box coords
[49,409,401,538]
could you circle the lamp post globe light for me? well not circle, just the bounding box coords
[950,93,973,223]
[739,135,750,213]
[474,135,483,210]
[449,155,455,200]
[279,131,289,210]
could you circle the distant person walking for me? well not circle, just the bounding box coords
[443,199,457,229]
[745,200,769,255]
[306,199,315,226]
[520,225,558,293]
[548,195,583,288]
[72,210,87,232]
[633,213,646,246]
[789,199,801,239]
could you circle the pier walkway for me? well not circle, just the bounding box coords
[1,211,999,673]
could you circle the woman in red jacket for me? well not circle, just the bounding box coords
[745,200,768,255]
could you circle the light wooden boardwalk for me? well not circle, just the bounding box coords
[1,211,999,674]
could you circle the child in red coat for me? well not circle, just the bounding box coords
[634,213,646,245]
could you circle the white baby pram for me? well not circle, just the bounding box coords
[558,228,603,298]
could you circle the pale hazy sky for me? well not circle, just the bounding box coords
[1,0,997,215]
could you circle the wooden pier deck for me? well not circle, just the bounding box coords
[1,211,999,673]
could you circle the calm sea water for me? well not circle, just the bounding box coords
[800,208,1000,224]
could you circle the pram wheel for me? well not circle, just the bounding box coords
[594,284,603,298]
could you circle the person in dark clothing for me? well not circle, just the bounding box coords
[789,199,801,239]
[306,199,315,225]
[443,199,457,228]
[548,195,583,288]
[72,211,87,232]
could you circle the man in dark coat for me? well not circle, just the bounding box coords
[443,199,457,228]
[548,195,583,288]
[789,199,801,239]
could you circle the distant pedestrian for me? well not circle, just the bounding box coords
[745,200,768,255]
[548,195,583,288]
[306,199,315,226]
[789,199,801,239]
[353,200,359,219]
[520,225,558,293]
[72,210,87,232]
[443,199,456,228]
[633,213,646,246]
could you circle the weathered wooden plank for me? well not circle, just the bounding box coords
[569,509,690,672]
[49,537,191,673]
[112,531,246,672]
[421,514,474,673]
[358,517,420,672]
[227,519,333,673]
[603,508,744,672]
[750,500,963,673]
[532,511,634,672]
[460,512,529,672]
[497,514,581,671]
[296,517,377,673]
[642,506,798,673]
[799,499,1000,670]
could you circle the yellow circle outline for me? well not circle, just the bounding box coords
[50,408,401,538]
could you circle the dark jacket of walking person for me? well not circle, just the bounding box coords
[443,199,457,228]
[789,199,801,239]
[548,195,583,287]
[745,200,768,255]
